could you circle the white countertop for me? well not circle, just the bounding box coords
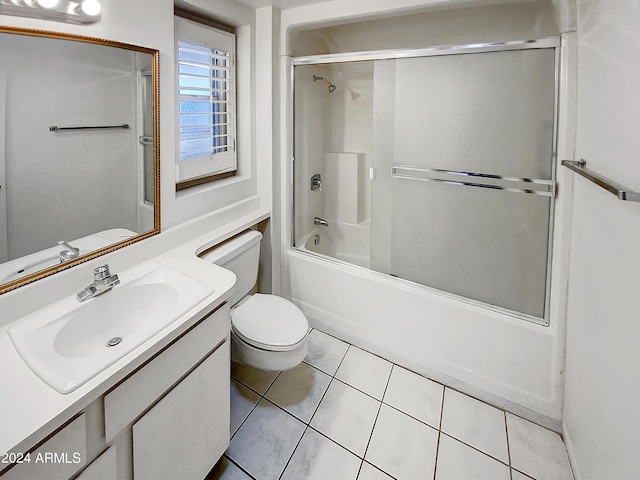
[0,229,240,457]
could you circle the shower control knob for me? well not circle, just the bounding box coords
[311,174,322,191]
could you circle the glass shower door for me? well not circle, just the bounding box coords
[386,48,557,320]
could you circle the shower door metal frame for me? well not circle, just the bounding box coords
[290,37,561,326]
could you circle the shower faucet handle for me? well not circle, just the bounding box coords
[311,174,322,191]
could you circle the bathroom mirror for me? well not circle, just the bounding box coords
[0,26,160,295]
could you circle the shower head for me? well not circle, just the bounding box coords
[313,75,337,93]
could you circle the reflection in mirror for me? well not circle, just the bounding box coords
[0,26,160,295]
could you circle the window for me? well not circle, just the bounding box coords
[175,16,236,189]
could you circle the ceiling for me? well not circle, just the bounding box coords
[234,0,331,9]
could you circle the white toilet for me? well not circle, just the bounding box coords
[201,230,309,371]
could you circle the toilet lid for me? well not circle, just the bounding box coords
[231,294,309,351]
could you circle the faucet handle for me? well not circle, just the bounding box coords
[94,264,111,281]
[58,240,79,253]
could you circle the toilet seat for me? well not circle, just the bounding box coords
[231,294,309,352]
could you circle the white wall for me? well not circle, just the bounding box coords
[563,1,640,478]
[0,35,138,259]
[289,2,559,56]
[293,61,373,244]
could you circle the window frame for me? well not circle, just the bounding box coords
[174,15,237,190]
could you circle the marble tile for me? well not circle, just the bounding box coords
[227,399,306,480]
[280,428,361,480]
[435,434,510,480]
[304,329,350,375]
[383,366,443,428]
[440,388,509,463]
[310,380,380,457]
[231,363,280,394]
[265,362,332,423]
[357,462,395,480]
[206,457,252,480]
[507,413,574,480]
[230,379,260,436]
[365,404,438,480]
[335,347,393,400]
[511,470,536,480]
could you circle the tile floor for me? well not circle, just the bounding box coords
[208,329,574,480]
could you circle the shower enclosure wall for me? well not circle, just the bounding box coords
[293,39,558,324]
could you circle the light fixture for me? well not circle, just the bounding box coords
[36,0,60,8]
[79,0,100,17]
[0,0,102,24]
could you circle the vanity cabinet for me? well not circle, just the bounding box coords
[0,415,87,480]
[0,303,230,480]
[74,448,117,480]
[103,303,230,443]
[132,343,229,480]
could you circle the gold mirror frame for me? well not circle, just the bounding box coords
[0,25,160,296]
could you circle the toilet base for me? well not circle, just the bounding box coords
[231,330,309,371]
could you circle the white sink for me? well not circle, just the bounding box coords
[8,263,214,393]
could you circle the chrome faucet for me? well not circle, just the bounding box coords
[58,240,80,263]
[314,216,329,227]
[77,264,120,302]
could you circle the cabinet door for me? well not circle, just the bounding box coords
[104,304,230,442]
[74,447,116,480]
[1,415,86,480]
[132,341,230,480]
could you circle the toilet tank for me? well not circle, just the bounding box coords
[200,230,262,307]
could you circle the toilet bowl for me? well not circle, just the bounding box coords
[201,231,309,371]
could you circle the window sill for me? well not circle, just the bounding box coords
[175,170,237,192]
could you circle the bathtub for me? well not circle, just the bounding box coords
[285,245,565,431]
[299,222,370,269]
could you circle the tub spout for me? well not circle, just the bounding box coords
[314,217,329,227]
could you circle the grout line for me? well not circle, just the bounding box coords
[306,341,351,426]
[277,425,309,480]
[511,467,537,479]
[432,385,446,480]
[307,424,367,460]
[262,370,284,397]
[360,364,393,465]
[381,401,440,432]
[439,431,511,467]
[360,460,400,480]
[230,399,259,441]
[230,369,281,398]
[229,369,283,441]
[277,344,355,480]
[307,376,334,426]
[222,455,258,480]
[505,410,513,480]
[333,376,386,403]
[256,396,311,427]
[229,381,262,441]
[309,326,350,345]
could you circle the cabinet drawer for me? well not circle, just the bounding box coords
[1,414,86,480]
[104,303,229,442]
[132,341,230,480]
